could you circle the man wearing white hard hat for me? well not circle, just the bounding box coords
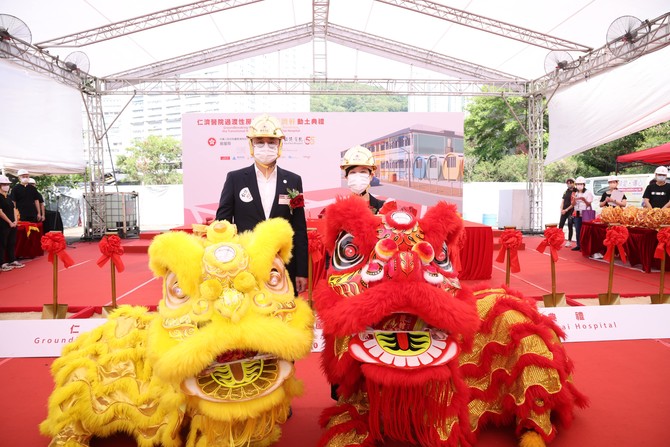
[0,174,25,271]
[642,166,670,209]
[9,169,41,223]
[599,176,627,208]
[570,176,593,252]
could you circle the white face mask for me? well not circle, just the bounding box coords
[20,177,29,184]
[253,144,279,165]
[657,175,666,182]
[0,185,8,192]
[576,185,584,191]
[347,172,371,195]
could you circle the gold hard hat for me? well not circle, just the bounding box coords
[341,145,376,171]
[246,114,284,155]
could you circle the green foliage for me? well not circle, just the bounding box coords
[464,95,529,162]
[574,133,644,176]
[310,83,408,112]
[116,135,183,185]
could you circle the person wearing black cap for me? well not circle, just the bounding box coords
[559,178,576,248]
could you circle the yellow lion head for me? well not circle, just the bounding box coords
[146,219,314,434]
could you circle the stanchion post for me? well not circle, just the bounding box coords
[542,224,566,307]
[503,226,515,286]
[42,232,68,319]
[652,224,670,304]
[598,223,621,305]
[103,232,119,315]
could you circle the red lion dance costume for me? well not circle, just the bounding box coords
[314,197,587,447]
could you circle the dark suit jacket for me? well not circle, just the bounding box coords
[215,165,309,287]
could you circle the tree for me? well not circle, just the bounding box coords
[575,133,644,176]
[464,95,531,162]
[116,135,182,185]
[310,83,408,112]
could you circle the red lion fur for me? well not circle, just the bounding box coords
[314,197,587,447]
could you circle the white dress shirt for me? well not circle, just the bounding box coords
[254,164,277,219]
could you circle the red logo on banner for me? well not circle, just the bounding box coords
[208,138,217,146]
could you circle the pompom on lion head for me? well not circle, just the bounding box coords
[145,218,314,423]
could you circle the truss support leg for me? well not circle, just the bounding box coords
[83,89,107,240]
[527,91,545,233]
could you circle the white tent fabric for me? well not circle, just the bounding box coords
[0,60,85,175]
[546,46,670,164]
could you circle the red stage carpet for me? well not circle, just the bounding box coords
[2,340,670,447]
[2,233,670,446]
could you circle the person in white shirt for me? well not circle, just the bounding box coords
[570,176,594,252]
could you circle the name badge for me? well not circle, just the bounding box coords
[278,194,290,205]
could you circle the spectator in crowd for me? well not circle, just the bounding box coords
[599,176,627,208]
[571,176,593,252]
[215,114,308,296]
[340,145,386,214]
[28,178,46,220]
[559,178,575,248]
[0,175,25,271]
[642,166,670,209]
[9,169,41,222]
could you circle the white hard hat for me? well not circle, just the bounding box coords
[575,176,586,184]
[17,169,29,176]
[655,166,668,175]
[28,178,36,184]
[0,175,10,184]
[607,176,618,182]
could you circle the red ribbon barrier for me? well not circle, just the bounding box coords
[495,228,523,273]
[97,235,125,272]
[41,232,75,268]
[603,225,629,263]
[654,227,670,260]
[536,227,564,262]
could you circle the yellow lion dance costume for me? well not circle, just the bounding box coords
[40,219,314,447]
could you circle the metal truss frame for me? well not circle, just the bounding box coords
[101,77,527,96]
[34,0,264,48]
[3,2,670,233]
[312,0,329,79]
[375,0,592,52]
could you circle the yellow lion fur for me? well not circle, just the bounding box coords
[41,218,314,447]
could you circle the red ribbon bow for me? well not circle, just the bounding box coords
[495,229,523,272]
[308,230,324,263]
[603,225,628,263]
[97,235,125,272]
[654,227,670,260]
[536,227,564,262]
[40,232,75,268]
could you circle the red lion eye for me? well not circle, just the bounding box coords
[344,245,357,258]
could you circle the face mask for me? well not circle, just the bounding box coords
[20,177,29,184]
[0,185,8,192]
[347,172,371,195]
[657,175,666,182]
[253,144,279,165]
[576,185,584,191]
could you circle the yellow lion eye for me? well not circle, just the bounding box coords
[268,270,281,287]
[172,284,185,298]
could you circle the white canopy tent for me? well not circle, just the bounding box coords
[0,0,668,232]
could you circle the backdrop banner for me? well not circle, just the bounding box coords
[181,112,464,225]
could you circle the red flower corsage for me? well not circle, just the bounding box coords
[287,188,305,214]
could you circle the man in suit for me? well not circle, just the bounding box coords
[215,114,308,296]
